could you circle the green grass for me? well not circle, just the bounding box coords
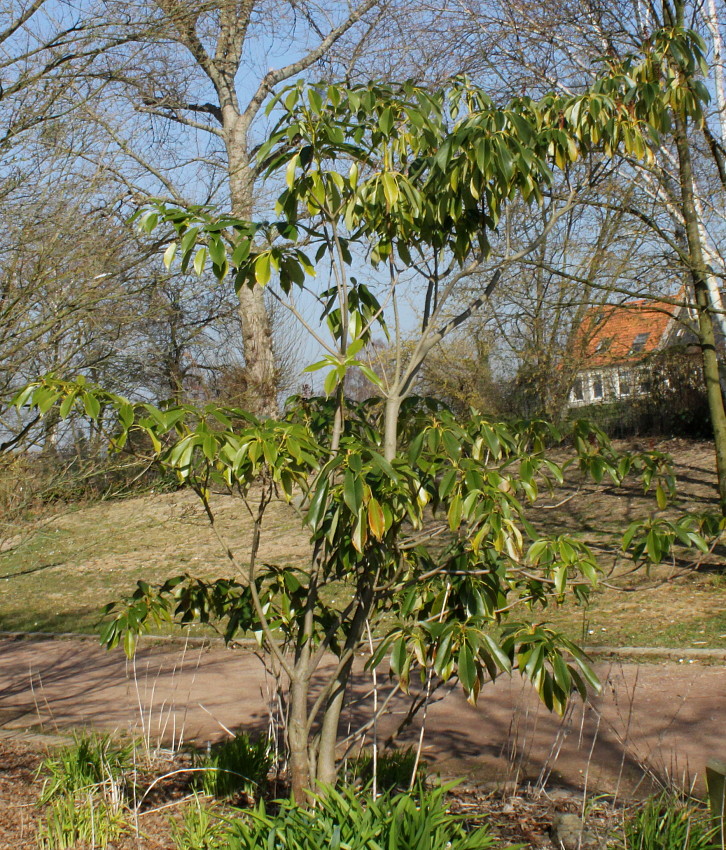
[0,490,308,635]
[1,441,724,648]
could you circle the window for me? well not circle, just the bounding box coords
[619,371,631,396]
[593,376,603,399]
[596,337,613,353]
[630,332,649,353]
[572,378,584,401]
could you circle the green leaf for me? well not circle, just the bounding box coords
[163,241,177,269]
[208,236,227,269]
[343,469,363,514]
[193,246,207,276]
[286,153,300,188]
[645,528,663,562]
[390,636,407,676]
[378,107,394,135]
[358,365,384,389]
[442,430,461,459]
[123,629,137,659]
[408,431,425,464]
[306,479,329,530]
[656,483,667,510]
[381,172,399,206]
[254,253,271,286]
[481,634,512,674]
[447,493,462,531]
[323,368,339,396]
[458,643,477,694]
[33,387,60,415]
[59,391,77,419]
[439,468,458,500]
[83,393,101,420]
[367,497,385,540]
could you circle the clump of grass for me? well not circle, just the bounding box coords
[35,731,134,848]
[193,732,273,801]
[345,746,428,792]
[37,730,134,806]
[613,793,719,850]
[36,793,127,849]
[170,796,228,850]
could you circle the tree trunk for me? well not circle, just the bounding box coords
[673,110,726,514]
[383,395,401,461]
[227,121,279,418]
[315,669,350,786]
[288,678,312,803]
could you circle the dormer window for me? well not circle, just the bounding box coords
[630,332,649,353]
[596,337,613,353]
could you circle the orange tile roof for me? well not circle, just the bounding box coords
[577,299,679,367]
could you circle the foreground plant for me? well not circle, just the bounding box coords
[225,783,510,850]
[13,26,717,803]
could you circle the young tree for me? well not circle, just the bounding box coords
[16,30,714,800]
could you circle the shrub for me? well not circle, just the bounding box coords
[614,794,719,850]
[193,732,273,801]
[226,784,511,850]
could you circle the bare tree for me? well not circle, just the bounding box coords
[444,0,726,508]
[78,0,409,416]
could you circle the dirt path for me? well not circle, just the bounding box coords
[0,637,723,796]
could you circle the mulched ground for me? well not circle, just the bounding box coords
[0,739,194,849]
[0,737,631,849]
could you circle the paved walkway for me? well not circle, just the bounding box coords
[0,637,723,796]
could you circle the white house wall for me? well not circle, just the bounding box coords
[569,367,646,406]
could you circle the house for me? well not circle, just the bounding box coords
[568,296,699,407]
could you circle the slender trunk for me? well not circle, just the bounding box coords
[316,584,374,785]
[673,111,726,514]
[288,678,311,803]
[315,667,350,786]
[226,120,278,418]
[383,395,401,462]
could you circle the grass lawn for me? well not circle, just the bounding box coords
[1,438,724,647]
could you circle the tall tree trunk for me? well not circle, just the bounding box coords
[673,110,726,514]
[227,122,278,418]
